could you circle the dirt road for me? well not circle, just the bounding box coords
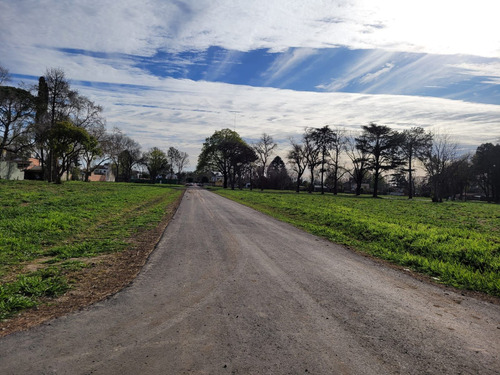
[1,187,499,374]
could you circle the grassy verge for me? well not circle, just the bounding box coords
[214,188,500,297]
[0,180,184,320]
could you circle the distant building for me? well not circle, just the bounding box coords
[88,163,115,182]
[0,160,25,180]
[211,171,224,186]
[23,158,43,180]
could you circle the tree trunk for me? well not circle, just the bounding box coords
[408,158,413,199]
[355,181,362,196]
[320,156,325,195]
[373,170,380,198]
[309,166,314,193]
[223,171,228,189]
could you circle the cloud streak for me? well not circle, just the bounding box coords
[1,0,499,168]
[74,78,500,161]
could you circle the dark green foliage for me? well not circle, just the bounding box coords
[144,147,169,183]
[197,128,256,189]
[356,123,404,198]
[267,156,290,190]
[473,143,500,202]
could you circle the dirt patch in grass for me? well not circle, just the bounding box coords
[0,192,183,337]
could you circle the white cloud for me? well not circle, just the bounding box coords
[2,0,499,168]
[262,48,319,85]
[316,50,399,91]
[450,62,500,85]
[73,78,500,164]
[2,0,499,70]
[359,62,395,84]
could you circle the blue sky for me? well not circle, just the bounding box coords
[1,0,499,166]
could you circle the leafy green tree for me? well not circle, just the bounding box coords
[143,147,169,183]
[228,141,257,189]
[267,156,290,190]
[35,68,104,182]
[48,121,95,184]
[356,123,403,198]
[197,128,244,189]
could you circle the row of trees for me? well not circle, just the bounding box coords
[197,125,500,203]
[0,66,188,183]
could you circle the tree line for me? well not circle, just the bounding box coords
[197,125,500,203]
[0,66,188,183]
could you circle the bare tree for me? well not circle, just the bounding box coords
[37,68,78,181]
[108,127,141,182]
[303,128,321,193]
[421,131,457,202]
[287,139,307,193]
[175,151,189,177]
[80,122,111,181]
[0,86,35,158]
[0,65,10,85]
[253,133,277,190]
[325,126,347,195]
[167,146,181,177]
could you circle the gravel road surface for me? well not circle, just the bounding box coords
[1,187,499,374]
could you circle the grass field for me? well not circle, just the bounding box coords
[0,180,184,320]
[214,189,500,297]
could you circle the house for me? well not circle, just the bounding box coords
[0,160,25,180]
[23,158,43,180]
[343,180,370,194]
[211,171,224,186]
[88,163,115,182]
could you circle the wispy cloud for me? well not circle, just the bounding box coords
[450,62,500,85]
[359,62,395,84]
[1,0,499,166]
[262,48,319,85]
[74,78,500,159]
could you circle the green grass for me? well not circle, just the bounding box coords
[0,267,68,320]
[0,180,184,319]
[214,189,500,297]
